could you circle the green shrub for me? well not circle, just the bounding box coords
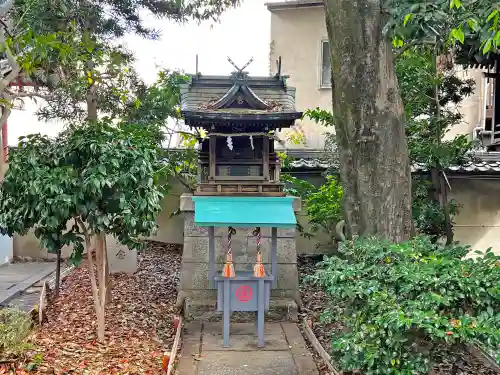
[311,236,500,375]
[283,174,343,246]
[0,308,33,356]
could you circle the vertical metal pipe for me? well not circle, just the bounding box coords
[271,227,277,289]
[223,279,230,347]
[209,226,215,289]
[257,279,265,347]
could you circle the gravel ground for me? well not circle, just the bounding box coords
[0,241,182,374]
[298,254,499,375]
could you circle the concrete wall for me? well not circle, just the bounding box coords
[444,67,486,141]
[14,175,500,258]
[0,234,13,265]
[450,178,500,254]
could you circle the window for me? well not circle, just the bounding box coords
[320,39,332,88]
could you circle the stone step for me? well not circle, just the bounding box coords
[184,297,298,322]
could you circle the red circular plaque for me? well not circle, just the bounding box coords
[235,285,253,302]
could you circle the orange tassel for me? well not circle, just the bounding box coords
[222,252,235,278]
[253,253,265,277]
[162,352,171,371]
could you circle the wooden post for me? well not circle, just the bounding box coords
[209,135,216,183]
[55,247,61,298]
[263,137,269,181]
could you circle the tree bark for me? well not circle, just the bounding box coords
[77,219,106,343]
[323,0,413,242]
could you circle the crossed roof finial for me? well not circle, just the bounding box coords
[227,56,254,76]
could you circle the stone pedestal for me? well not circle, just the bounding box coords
[177,194,301,321]
[106,235,138,274]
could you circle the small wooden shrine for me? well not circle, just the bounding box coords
[178,59,302,347]
[181,58,301,196]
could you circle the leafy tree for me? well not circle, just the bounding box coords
[0,121,164,343]
[311,236,500,374]
[321,0,499,243]
[283,174,344,248]
[397,47,476,243]
[126,70,200,192]
[387,0,500,54]
[303,46,475,241]
[0,0,234,340]
[1,0,241,175]
[0,22,74,179]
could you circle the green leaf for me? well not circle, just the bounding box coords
[451,27,465,44]
[467,19,478,32]
[403,13,413,26]
[487,9,499,22]
[483,39,493,54]
[449,0,461,9]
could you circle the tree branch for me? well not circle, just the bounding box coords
[395,39,436,58]
[0,27,21,91]
[0,105,11,127]
[76,217,102,314]
[10,91,51,101]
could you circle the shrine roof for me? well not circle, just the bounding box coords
[180,72,302,129]
[283,150,500,176]
[265,0,323,11]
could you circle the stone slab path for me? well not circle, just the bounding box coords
[0,262,57,310]
[177,321,319,375]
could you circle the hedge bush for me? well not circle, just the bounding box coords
[311,236,500,375]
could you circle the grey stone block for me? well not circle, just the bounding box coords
[182,236,209,263]
[197,350,298,375]
[183,296,298,322]
[276,238,297,263]
[180,262,211,290]
[277,227,296,238]
[276,263,299,291]
[202,332,289,351]
[183,236,275,264]
[179,193,194,212]
[183,212,208,237]
[203,322,284,336]
[292,197,302,212]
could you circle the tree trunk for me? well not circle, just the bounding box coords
[95,233,107,342]
[104,237,112,305]
[96,234,107,341]
[440,174,453,245]
[0,131,4,181]
[323,0,413,242]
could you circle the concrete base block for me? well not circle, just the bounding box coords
[183,296,298,322]
[106,236,138,274]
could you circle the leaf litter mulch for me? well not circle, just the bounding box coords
[1,241,181,375]
[298,254,499,375]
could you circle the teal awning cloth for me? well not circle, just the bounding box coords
[191,196,297,228]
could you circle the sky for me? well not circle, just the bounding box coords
[8,0,272,146]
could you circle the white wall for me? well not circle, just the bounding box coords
[0,234,13,265]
